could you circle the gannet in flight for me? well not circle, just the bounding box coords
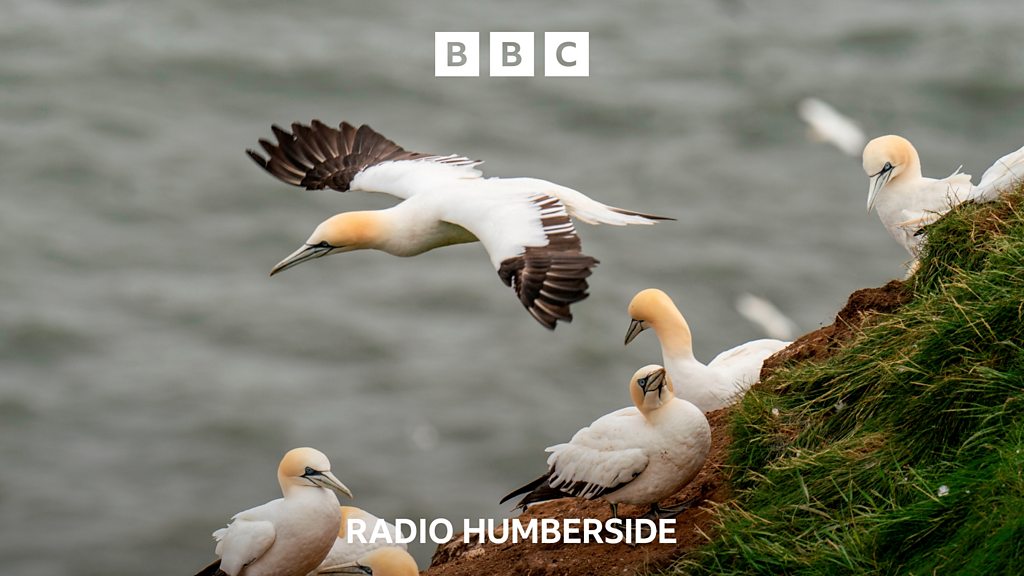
[247,120,671,329]
[625,289,789,412]
[501,365,710,519]
[195,447,353,576]
[309,506,406,576]
[797,97,866,157]
[317,548,419,576]
[863,134,1024,258]
[734,293,798,342]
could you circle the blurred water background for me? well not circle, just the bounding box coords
[2,0,1023,573]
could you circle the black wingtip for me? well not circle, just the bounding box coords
[500,474,549,506]
[193,559,226,576]
[610,207,676,221]
[246,149,268,169]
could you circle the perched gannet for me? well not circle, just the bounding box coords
[501,365,710,519]
[797,97,866,157]
[248,120,671,329]
[194,448,353,576]
[863,135,1024,258]
[317,548,419,576]
[625,289,789,412]
[309,506,406,576]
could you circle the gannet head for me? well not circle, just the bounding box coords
[319,548,419,575]
[337,506,374,539]
[629,364,673,414]
[862,135,919,212]
[271,212,382,276]
[278,447,353,499]
[625,289,691,353]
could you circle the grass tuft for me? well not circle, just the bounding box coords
[666,182,1024,575]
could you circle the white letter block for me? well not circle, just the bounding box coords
[435,32,480,77]
[544,32,589,77]
[489,32,534,77]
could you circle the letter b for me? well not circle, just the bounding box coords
[435,32,479,77]
[448,42,467,67]
[490,32,534,77]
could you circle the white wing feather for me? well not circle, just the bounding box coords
[213,506,278,575]
[544,408,650,499]
[797,98,866,157]
[975,144,1024,202]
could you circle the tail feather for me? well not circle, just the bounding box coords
[194,559,227,576]
[523,179,674,226]
[500,473,577,510]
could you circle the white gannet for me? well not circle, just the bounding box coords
[734,293,798,342]
[797,97,866,157]
[309,506,406,576]
[625,289,790,412]
[317,548,419,576]
[247,120,671,329]
[194,447,353,576]
[863,134,1024,258]
[501,365,710,519]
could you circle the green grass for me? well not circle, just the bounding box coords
[669,184,1024,575]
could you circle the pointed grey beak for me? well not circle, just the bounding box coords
[867,167,893,212]
[270,243,333,277]
[639,367,666,395]
[305,470,354,499]
[624,318,647,345]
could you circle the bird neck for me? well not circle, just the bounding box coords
[638,390,674,417]
[893,152,923,186]
[651,308,695,361]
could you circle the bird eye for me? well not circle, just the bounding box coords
[883,161,893,172]
[637,377,648,386]
[317,241,331,248]
[304,466,316,476]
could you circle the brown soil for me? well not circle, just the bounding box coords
[760,279,910,378]
[425,410,733,576]
[425,281,912,576]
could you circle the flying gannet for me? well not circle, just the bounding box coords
[625,289,789,412]
[734,293,798,342]
[194,447,353,576]
[863,134,1024,259]
[247,120,671,329]
[501,365,710,519]
[797,97,866,157]
[317,548,419,576]
[308,506,406,576]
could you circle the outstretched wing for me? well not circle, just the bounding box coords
[439,190,598,329]
[247,120,481,199]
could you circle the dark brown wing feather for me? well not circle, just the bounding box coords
[246,120,432,192]
[497,195,598,330]
[500,470,636,510]
[193,559,227,576]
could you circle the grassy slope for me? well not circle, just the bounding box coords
[672,185,1024,575]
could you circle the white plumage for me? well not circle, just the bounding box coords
[310,506,406,575]
[198,448,352,576]
[248,120,671,329]
[626,289,790,412]
[863,134,1024,261]
[797,97,866,157]
[502,365,711,517]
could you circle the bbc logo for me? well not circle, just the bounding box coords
[435,32,589,77]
